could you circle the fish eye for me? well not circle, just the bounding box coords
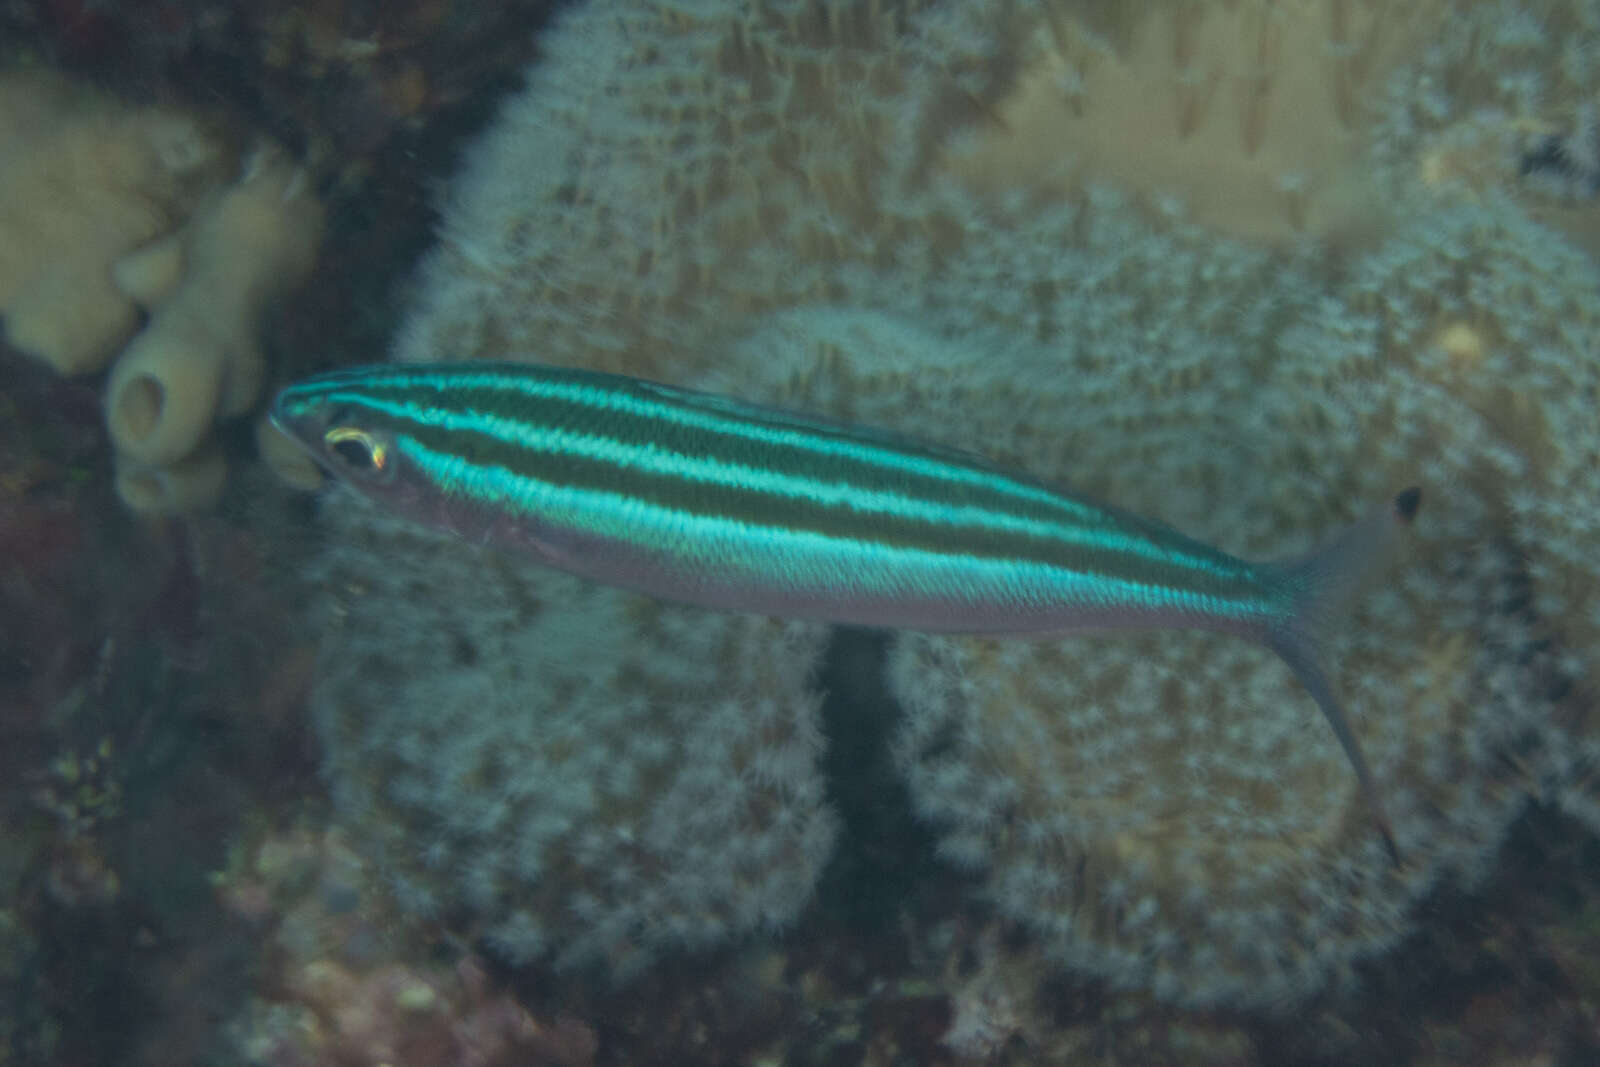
[323,426,389,475]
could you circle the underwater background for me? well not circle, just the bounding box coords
[4,1,1600,1064]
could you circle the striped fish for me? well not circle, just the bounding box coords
[272,361,1419,861]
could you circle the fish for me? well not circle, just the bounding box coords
[271,361,1420,862]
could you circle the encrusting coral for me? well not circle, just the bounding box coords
[322,0,940,980]
[216,826,599,1066]
[309,493,838,977]
[304,0,1600,1007]
[391,0,944,382]
[0,67,324,514]
[710,291,1545,1007]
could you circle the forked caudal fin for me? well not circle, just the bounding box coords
[1261,487,1422,867]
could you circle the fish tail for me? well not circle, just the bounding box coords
[1261,487,1422,867]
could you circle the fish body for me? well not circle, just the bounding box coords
[272,361,1419,858]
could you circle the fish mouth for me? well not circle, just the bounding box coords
[265,396,293,438]
[267,386,336,457]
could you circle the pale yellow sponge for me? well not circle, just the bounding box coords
[925,1,1447,246]
[113,445,228,515]
[105,147,324,470]
[0,68,324,512]
[0,70,225,374]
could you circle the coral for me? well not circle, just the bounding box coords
[720,300,1542,1007]
[870,155,1593,1013]
[218,826,598,1067]
[905,186,1592,1011]
[0,69,224,374]
[392,0,1600,377]
[915,1,1600,250]
[937,926,1032,1062]
[306,493,838,978]
[302,0,932,977]
[1379,0,1600,260]
[30,736,125,908]
[308,0,1600,1009]
[391,0,943,380]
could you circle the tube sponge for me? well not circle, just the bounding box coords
[1,68,325,514]
[105,149,324,467]
[114,445,228,515]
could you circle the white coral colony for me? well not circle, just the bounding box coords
[297,0,1600,1010]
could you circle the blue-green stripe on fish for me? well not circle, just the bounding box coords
[272,360,1421,862]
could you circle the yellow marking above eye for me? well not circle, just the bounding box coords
[324,426,388,471]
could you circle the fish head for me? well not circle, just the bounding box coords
[271,364,544,547]
[270,367,436,517]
